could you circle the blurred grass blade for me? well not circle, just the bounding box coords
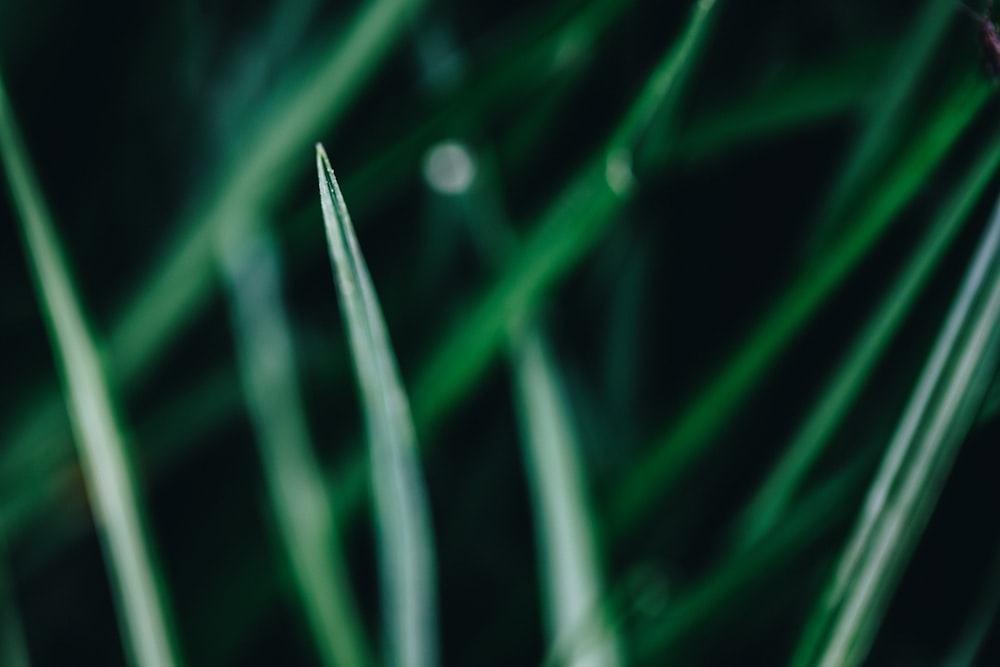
[671,45,886,164]
[0,75,180,667]
[607,71,992,537]
[0,528,30,667]
[218,228,372,667]
[509,326,621,667]
[791,192,1000,667]
[730,124,1000,550]
[635,452,873,662]
[316,144,438,667]
[941,541,1000,667]
[411,0,721,435]
[804,0,955,254]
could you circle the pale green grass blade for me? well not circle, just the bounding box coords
[218,228,372,667]
[510,326,621,667]
[804,0,956,253]
[790,194,1000,667]
[607,71,992,536]
[730,122,1000,550]
[0,75,180,667]
[316,145,438,667]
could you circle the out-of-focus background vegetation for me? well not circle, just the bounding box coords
[4,0,1000,665]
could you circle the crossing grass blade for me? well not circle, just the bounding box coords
[316,144,438,667]
[790,191,1000,667]
[218,228,372,667]
[0,74,181,667]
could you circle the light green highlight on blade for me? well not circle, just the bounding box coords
[316,144,438,667]
[791,187,1000,667]
[730,121,1000,551]
[0,74,180,667]
[510,326,621,667]
[218,228,372,667]
[608,71,992,536]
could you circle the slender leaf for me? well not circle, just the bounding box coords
[218,228,372,667]
[317,144,438,667]
[0,73,181,667]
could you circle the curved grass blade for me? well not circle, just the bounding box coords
[218,228,372,667]
[316,144,438,667]
[607,71,992,537]
[0,74,181,667]
[790,190,1000,667]
[510,326,621,667]
[730,122,1000,550]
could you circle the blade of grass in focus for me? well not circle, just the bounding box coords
[803,0,957,255]
[730,121,1000,551]
[0,74,181,667]
[218,228,372,667]
[317,144,438,667]
[607,71,993,537]
[790,191,1000,667]
[510,326,621,667]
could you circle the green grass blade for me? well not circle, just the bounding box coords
[218,229,372,667]
[316,144,438,667]
[412,0,720,434]
[0,75,181,667]
[804,0,956,254]
[510,325,621,667]
[790,193,1000,667]
[607,71,992,537]
[730,122,1000,550]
